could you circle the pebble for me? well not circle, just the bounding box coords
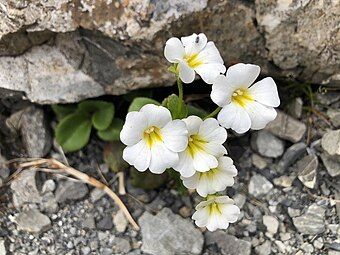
[233,193,247,209]
[288,207,301,218]
[313,237,324,249]
[90,188,106,202]
[96,215,113,230]
[251,131,285,158]
[205,230,251,255]
[178,206,191,218]
[265,110,306,143]
[262,215,279,234]
[320,152,340,177]
[255,240,271,255]
[139,208,203,255]
[0,239,6,255]
[328,108,340,128]
[81,246,91,255]
[113,210,128,233]
[321,129,340,155]
[81,215,96,229]
[113,237,131,254]
[42,180,56,193]
[296,154,318,189]
[248,174,273,198]
[277,142,306,171]
[55,180,89,203]
[251,154,268,169]
[287,97,303,118]
[273,175,294,188]
[292,204,325,235]
[15,209,51,234]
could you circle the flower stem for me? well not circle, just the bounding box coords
[204,107,221,119]
[177,78,183,102]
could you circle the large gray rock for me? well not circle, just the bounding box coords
[14,208,51,234]
[320,152,340,177]
[55,180,89,203]
[292,204,325,235]
[139,208,203,255]
[251,130,285,158]
[321,129,340,156]
[0,1,339,104]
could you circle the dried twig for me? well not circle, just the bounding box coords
[17,158,140,230]
[117,172,126,195]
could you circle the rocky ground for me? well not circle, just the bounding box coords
[0,92,339,255]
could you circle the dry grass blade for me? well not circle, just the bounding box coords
[17,158,140,231]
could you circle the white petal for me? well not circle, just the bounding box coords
[193,150,218,172]
[245,101,277,130]
[204,143,227,157]
[178,61,195,84]
[218,156,238,176]
[225,63,260,88]
[161,120,188,152]
[183,115,202,135]
[195,63,226,84]
[192,207,209,228]
[122,140,150,172]
[140,104,172,128]
[195,42,224,64]
[181,173,199,189]
[164,37,185,63]
[149,143,179,174]
[220,204,240,223]
[174,151,196,177]
[181,33,208,56]
[199,118,227,143]
[248,77,280,107]
[120,111,148,146]
[196,176,212,197]
[211,75,233,107]
[217,103,251,134]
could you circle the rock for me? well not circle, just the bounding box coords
[320,152,340,177]
[0,1,339,104]
[90,188,106,202]
[273,175,294,188]
[0,239,6,255]
[251,131,285,158]
[96,215,113,230]
[139,208,203,255]
[328,109,340,128]
[251,154,268,170]
[15,209,51,233]
[113,210,128,233]
[6,106,52,157]
[113,237,131,254]
[321,129,340,155]
[262,215,279,234]
[10,170,42,208]
[277,142,306,171]
[248,174,273,198]
[40,192,59,214]
[41,179,56,193]
[233,193,247,209]
[265,110,306,143]
[255,240,272,255]
[292,204,325,235]
[205,230,251,255]
[296,154,318,189]
[55,180,89,203]
[288,208,301,218]
[178,206,191,218]
[81,215,96,230]
[287,97,303,119]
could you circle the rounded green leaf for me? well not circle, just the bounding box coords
[128,97,160,112]
[55,113,92,152]
[163,94,188,119]
[97,118,124,141]
[51,104,77,120]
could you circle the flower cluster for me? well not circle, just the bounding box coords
[120,33,280,231]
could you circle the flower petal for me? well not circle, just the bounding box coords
[218,156,238,176]
[225,63,260,88]
[193,150,218,172]
[220,204,240,223]
[248,77,280,107]
[195,63,226,84]
[140,104,172,128]
[245,101,277,130]
[218,103,251,134]
[178,61,196,83]
[211,75,233,107]
[164,37,185,63]
[149,143,179,174]
[192,207,209,228]
[161,120,188,152]
[204,143,227,157]
[184,115,202,135]
[181,33,208,56]
[181,172,199,189]
[122,140,150,172]
[174,151,196,177]
[120,111,148,146]
[199,118,227,144]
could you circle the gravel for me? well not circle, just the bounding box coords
[248,174,273,198]
[251,131,285,158]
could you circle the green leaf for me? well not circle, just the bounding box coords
[162,94,188,119]
[103,142,129,172]
[78,100,115,131]
[128,97,160,112]
[187,104,208,119]
[55,113,92,152]
[97,118,124,141]
[51,104,77,120]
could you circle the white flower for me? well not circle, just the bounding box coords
[164,33,226,84]
[173,116,227,178]
[120,104,188,174]
[211,63,280,134]
[192,195,240,231]
[181,156,237,197]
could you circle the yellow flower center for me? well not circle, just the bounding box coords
[143,126,162,148]
[184,53,203,68]
[198,167,219,180]
[186,134,207,157]
[208,202,223,216]
[231,88,254,108]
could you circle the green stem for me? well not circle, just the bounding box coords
[204,107,221,119]
[177,78,183,102]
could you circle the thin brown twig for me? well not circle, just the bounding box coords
[305,188,340,203]
[117,172,126,195]
[17,158,140,230]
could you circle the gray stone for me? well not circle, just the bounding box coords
[262,215,279,234]
[0,239,6,255]
[113,237,131,254]
[113,210,128,233]
[292,204,325,235]
[15,209,51,233]
[251,154,268,170]
[265,110,306,143]
[233,193,246,209]
[40,192,59,214]
[328,109,340,128]
[10,170,42,208]
[81,215,96,230]
[255,240,271,255]
[296,154,318,189]
[139,208,203,255]
[96,215,113,230]
[55,180,89,203]
[41,179,56,193]
[248,174,273,198]
[287,97,303,119]
[251,131,285,158]
[321,129,340,156]
[320,152,340,177]
[273,175,294,188]
[205,230,251,255]
[90,188,106,202]
[278,142,306,171]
